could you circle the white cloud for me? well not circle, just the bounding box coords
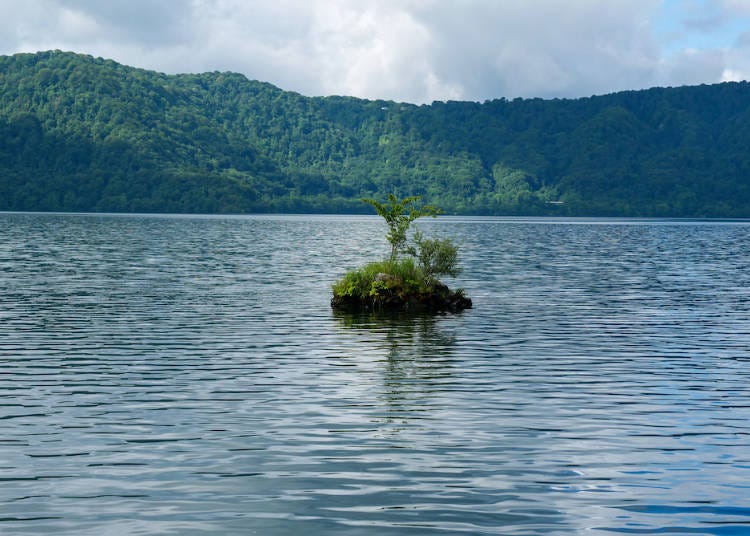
[414,0,662,100]
[0,0,747,103]
[658,47,727,87]
[307,1,462,101]
[722,28,750,82]
[56,7,101,42]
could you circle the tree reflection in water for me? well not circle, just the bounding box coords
[332,310,461,428]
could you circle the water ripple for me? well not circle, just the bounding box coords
[1,214,750,534]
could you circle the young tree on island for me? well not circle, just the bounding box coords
[362,194,440,262]
[331,195,471,313]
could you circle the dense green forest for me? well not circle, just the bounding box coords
[1,50,750,216]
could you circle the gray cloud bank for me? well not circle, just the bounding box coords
[1,0,749,103]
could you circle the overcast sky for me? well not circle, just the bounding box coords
[2,0,749,103]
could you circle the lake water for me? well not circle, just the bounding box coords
[2,213,750,535]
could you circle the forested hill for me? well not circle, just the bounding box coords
[2,50,750,216]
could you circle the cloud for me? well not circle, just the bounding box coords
[0,0,747,103]
[413,0,662,100]
[306,1,463,101]
[652,0,750,88]
[723,29,750,82]
[184,0,666,102]
[659,47,727,87]
[0,0,193,65]
[59,0,193,45]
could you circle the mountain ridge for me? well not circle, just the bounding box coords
[1,50,749,216]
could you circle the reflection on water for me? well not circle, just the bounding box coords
[333,311,458,426]
[333,310,458,358]
[1,213,750,535]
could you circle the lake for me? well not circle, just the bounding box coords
[1,212,750,535]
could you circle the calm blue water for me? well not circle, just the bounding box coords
[1,213,750,535]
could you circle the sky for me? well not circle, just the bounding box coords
[1,0,749,104]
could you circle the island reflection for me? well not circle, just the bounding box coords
[331,311,460,425]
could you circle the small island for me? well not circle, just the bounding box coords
[331,195,472,313]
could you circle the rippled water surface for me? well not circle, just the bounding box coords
[2,213,750,535]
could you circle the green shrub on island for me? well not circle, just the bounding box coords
[331,195,471,313]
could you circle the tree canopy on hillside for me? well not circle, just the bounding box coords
[2,50,750,216]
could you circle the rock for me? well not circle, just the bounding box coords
[331,284,472,314]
